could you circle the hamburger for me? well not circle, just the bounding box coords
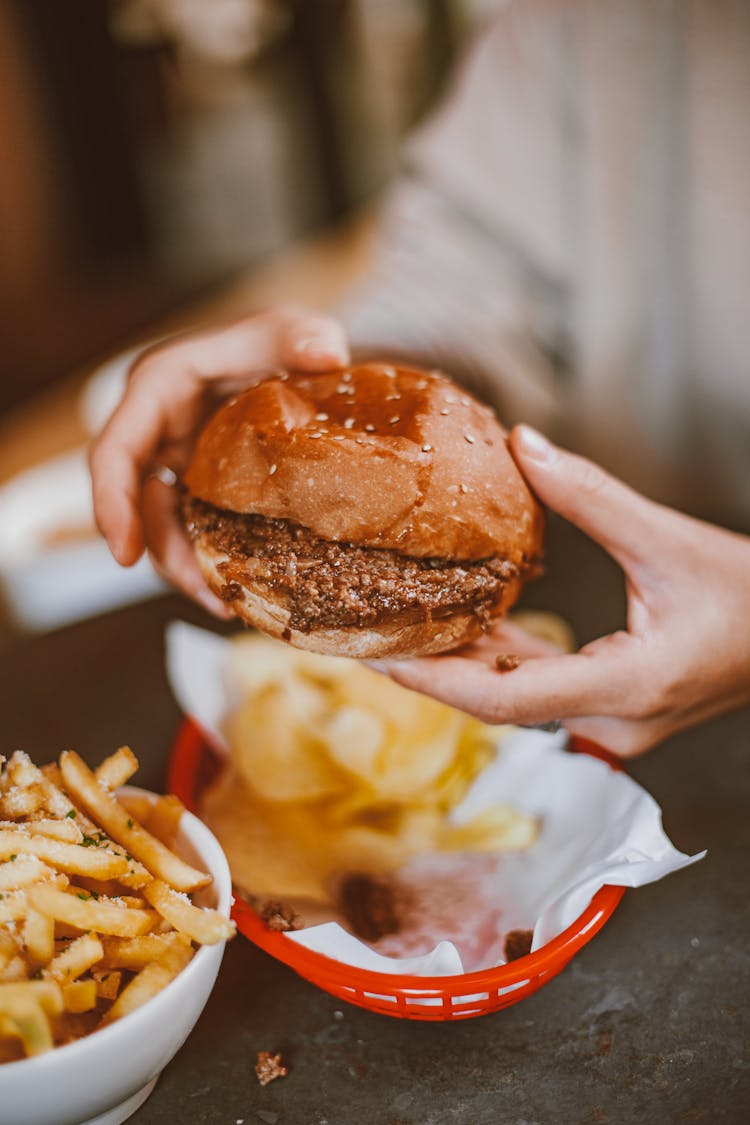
[182,362,543,658]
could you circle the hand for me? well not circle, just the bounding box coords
[369,425,750,755]
[89,307,349,615]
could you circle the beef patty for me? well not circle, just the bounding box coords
[183,496,526,633]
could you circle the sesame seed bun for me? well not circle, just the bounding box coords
[183,362,543,656]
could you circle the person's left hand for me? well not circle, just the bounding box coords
[367,424,750,756]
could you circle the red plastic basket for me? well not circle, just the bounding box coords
[168,720,626,1021]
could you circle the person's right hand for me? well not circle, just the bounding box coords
[89,307,349,616]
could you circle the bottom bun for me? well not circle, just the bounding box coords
[194,540,522,659]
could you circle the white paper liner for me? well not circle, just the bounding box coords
[167,621,705,977]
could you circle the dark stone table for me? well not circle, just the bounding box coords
[1,518,748,1124]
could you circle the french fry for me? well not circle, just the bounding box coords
[92,969,121,1001]
[1,981,64,1057]
[102,942,193,1026]
[0,956,28,983]
[2,746,233,1061]
[28,886,156,938]
[0,784,46,819]
[143,880,235,945]
[0,998,58,1056]
[2,819,83,844]
[35,759,152,889]
[0,892,29,924]
[60,752,210,893]
[10,755,73,820]
[62,979,97,1013]
[4,753,39,790]
[115,895,149,910]
[100,931,192,971]
[95,747,138,791]
[23,908,55,968]
[0,830,128,881]
[118,794,152,823]
[0,856,57,892]
[43,933,103,985]
[145,795,186,848]
[0,980,65,1014]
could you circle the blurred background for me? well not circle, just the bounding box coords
[0,0,748,638]
[0,0,488,632]
[1,0,480,413]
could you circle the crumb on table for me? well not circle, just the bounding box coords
[494,653,521,673]
[255,1051,289,1086]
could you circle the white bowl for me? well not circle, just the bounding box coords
[0,789,233,1125]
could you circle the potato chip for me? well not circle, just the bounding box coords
[208,634,539,908]
[229,680,346,803]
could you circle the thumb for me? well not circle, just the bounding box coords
[510,425,663,568]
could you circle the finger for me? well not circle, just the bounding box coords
[90,308,347,565]
[366,650,625,727]
[280,313,349,370]
[141,478,233,618]
[465,621,565,660]
[564,716,657,758]
[510,425,667,570]
[89,440,146,566]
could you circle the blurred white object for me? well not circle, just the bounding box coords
[0,446,165,632]
[79,345,143,435]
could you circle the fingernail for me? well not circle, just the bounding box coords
[197,589,233,619]
[112,538,133,567]
[515,425,553,464]
[294,327,347,362]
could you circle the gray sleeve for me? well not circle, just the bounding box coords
[340,176,567,431]
[338,14,576,433]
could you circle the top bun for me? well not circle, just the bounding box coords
[184,362,543,564]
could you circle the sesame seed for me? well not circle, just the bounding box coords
[343,418,355,429]
[269,464,278,475]
[309,431,322,438]
[332,434,345,441]
[315,412,329,421]
[386,392,401,401]
[464,433,475,444]
[459,483,469,493]
[342,371,352,382]
[364,423,375,433]
[461,398,471,406]
[440,408,450,416]
[416,379,428,390]
[337,385,349,394]
[421,443,432,452]
[389,415,400,424]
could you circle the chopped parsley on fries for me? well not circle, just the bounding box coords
[0,748,234,1062]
